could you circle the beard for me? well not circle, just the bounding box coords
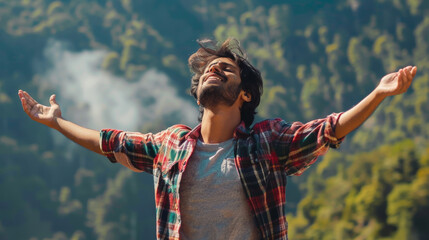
[198,82,242,109]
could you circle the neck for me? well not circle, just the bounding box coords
[200,104,241,143]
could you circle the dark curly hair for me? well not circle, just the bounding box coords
[188,38,263,128]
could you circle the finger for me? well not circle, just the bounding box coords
[406,67,417,87]
[49,94,58,106]
[403,67,412,81]
[20,96,29,113]
[405,66,413,75]
[24,91,38,106]
[398,69,405,90]
[401,66,411,74]
[405,71,413,90]
[397,69,403,79]
[21,97,37,118]
[18,90,28,103]
[402,69,414,92]
[22,91,38,106]
[411,66,417,77]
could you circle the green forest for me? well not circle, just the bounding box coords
[1,0,429,239]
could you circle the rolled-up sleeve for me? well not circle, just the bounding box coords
[100,129,165,174]
[272,113,344,176]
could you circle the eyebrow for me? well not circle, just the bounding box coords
[206,61,237,71]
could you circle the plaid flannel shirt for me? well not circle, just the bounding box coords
[100,113,343,240]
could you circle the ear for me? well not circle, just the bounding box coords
[197,100,200,105]
[241,91,251,103]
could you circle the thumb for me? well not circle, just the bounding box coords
[49,94,58,106]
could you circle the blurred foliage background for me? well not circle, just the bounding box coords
[1,0,429,239]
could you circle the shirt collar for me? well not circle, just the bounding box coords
[233,121,251,138]
[185,121,251,140]
[185,124,202,140]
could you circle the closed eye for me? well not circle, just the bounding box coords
[205,61,237,73]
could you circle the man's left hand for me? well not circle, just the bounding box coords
[376,66,417,97]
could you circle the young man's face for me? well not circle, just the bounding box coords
[197,57,243,108]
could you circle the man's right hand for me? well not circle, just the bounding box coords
[18,89,104,155]
[18,90,62,129]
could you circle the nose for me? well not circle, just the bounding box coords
[208,61,221,73]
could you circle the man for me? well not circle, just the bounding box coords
[19,38,417,239]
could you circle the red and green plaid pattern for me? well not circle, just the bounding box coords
[100,113,343,240]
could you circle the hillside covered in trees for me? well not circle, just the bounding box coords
[1,0,428,239]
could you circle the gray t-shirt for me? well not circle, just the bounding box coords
[179,138,260,240]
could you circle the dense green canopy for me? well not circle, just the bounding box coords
[1,0,428,239]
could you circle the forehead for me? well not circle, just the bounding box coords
[206,57,239,69]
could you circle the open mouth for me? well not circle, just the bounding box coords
[204,73,226,83]
[205,76,223,83]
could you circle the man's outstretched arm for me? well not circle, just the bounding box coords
[335,66,417,139]
[18,90,103,155]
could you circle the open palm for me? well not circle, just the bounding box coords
[377,66,417,97]
[18,90,62,129]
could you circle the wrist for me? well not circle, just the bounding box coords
[51,116,63,131]
[373,87,388,100]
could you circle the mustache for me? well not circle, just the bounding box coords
[204,71,227,82]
